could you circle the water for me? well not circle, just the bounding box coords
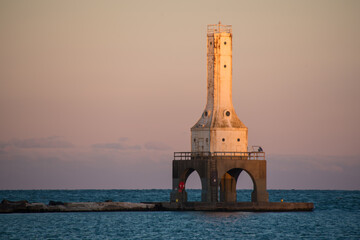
[0,190,359,239]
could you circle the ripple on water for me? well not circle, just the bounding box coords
[0,190,359,239]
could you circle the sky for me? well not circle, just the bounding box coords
[0,0,359,190]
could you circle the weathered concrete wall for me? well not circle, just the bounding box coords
[170,158,268,203]
[210,128,248,152]
[216,159,269,202]
[191,130,210,152]
[170,159,212,202]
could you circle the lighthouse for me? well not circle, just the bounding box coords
[191,22,248,153]
[171,23,268,203]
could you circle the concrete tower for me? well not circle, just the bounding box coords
[170,23,268,204]
[191,22,248,153]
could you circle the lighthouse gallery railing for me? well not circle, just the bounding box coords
[174,152,265,161]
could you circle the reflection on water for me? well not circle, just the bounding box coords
[197,211,254,219]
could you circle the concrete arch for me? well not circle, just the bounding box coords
[230,167,257,189]
[181,168,202,202]
[217,161,268,202]
[180,168,203,189]
[218,166,256,186]
[171,158,269,203]
[219,168,256,202]
[170,161,208,202]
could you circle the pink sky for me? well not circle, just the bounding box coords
[0,0,359,190]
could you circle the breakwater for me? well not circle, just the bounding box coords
[0,199,313,213]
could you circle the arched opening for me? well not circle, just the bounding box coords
[236,170,254,202]
[181,168,202,202]
[185,171,202,202]
[219,168,255,202]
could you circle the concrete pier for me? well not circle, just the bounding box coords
[158,202,314,212]
[0,200,314,213]
[0,200,155,213]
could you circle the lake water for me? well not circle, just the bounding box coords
[0,190,359,239]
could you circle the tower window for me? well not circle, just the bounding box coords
[204,111,208,117]
[224,41,227,45]
[226,111,230,116]
[194,138,196,142]
[237,138,240,142]
[210,42,212,45]
[224,65,227,68]
[222,138,225,142]
[206,138,208,143]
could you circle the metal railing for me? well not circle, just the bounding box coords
[174,152,265,161]
[207,23,232,34]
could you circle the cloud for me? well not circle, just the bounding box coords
[0,142,9,154]
[0,147,171,189]
[0,142,9,148]
[266,154,360,190]
[144,142,171,151]
[2,137,73,149]
[92,142,141,150]
[118,137,129,142]
[268,154,360,173]
[0,148,359,190]
[0,142,9,150]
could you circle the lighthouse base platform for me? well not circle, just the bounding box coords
[152,201,314,212]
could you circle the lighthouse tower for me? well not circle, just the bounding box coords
[170,23,268,204]
[191,22,248,153]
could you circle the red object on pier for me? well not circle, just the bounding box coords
[178,181,185,192]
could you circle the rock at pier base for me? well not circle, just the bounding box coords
[0,199,29,213]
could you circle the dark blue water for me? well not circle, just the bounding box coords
[1,190,359,239]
